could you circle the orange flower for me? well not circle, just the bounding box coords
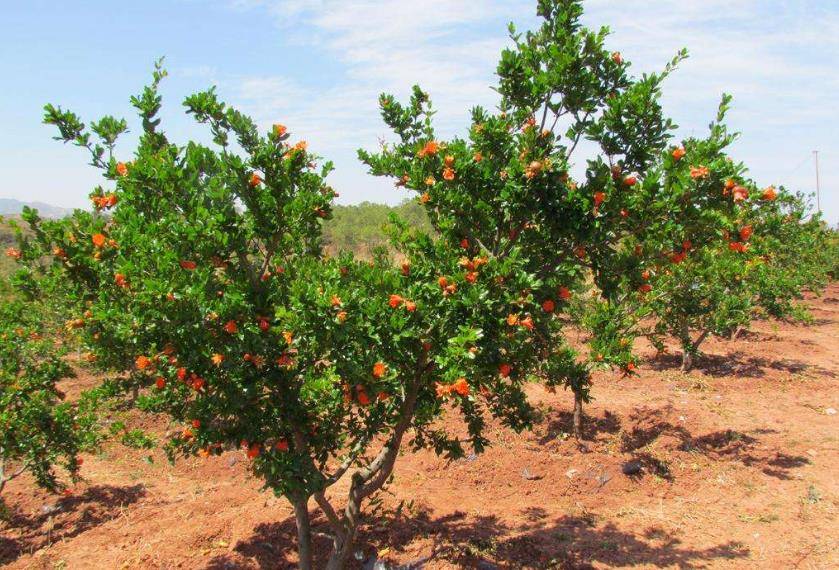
[92,233,106,248]
[690,166,709,179]
[438,276,449,289]
[356,386,371,406]
[405,300,417,312]
[638,284,652,294]
[249,173,263,187]
[336,310,348,323]
[452,377,470,397]
[499,363,512,378]
[179,260,197,270]
[372,361,387,379]
[506,313,519,326]
[114,273,128,288]
[574,246,586,259]
[211,353,225,366]
[682,240,692,251]
[246,443,262,459]
[420,192,431,204]
[191,376,206,391]
[611,51,623,64]
[177,367,188,381]
[460,238,469,249]
[417,140,440,157]
[473,152,483,162]
[191,419,201,429]
[733,185,749,202]
[258,318,270,332]
[761,186,777,201]
[623,175,637,187]
[5,247,21,259]
[520,316,534,330]
[276,353,293,368]
[593,191,606,208]
[641,270,651,281]
[135,355,152,371]
[542,299,555,313]
[155,377,166,389]
[400,261,411,275]
[331,295,343,307]
[465,272,478,284]
[442,167,456,181]
[115,162,128,177]
[283,331,294,345]
[389,294,404,308]
[728,241,749,253]
[273,124,287,137]
[739,225,753,241]
[558,286,572,300]
[444,155,455,167]
[669,251,687,264]
[672,147,686,161]
[223,320,238,334]
[275,439,289,452]
[293,140,308,152]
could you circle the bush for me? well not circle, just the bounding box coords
[13,58,556,568]
[0,300,99,501]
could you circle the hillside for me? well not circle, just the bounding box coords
[0,198,75,219]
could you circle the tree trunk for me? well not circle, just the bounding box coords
[681,349,693,372]
[679,318,694,373]
[292,498,314,570]
[325,476,362,570]
[572,390,583,440]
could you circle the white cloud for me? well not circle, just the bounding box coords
[219,0,837,221]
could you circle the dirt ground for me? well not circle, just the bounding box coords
[2,284,837,569]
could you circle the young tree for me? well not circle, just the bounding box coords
[362,0,688,437]
[14,61,555,568]
[0,298,99,502]
[639,96,829,371]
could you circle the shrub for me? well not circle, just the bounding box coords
[0,300,99,501]
[14,59,555,568]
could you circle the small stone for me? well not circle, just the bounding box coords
[622,461,642,476]
[565,468,578,479]
[40,503,60,515]
[826,408,836,416]
[522,468,542,480]
[227,456,238,467]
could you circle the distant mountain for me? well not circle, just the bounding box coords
[0,198,76,218]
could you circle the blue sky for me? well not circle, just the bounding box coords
[1,0,837,225]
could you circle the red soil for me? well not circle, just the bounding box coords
[2,285,838,569]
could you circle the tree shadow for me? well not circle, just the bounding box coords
[0,484,147,565]
[538,409,622,444]
[646,351,833,379]
[359,508,750,569]
[618,407,805,481]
